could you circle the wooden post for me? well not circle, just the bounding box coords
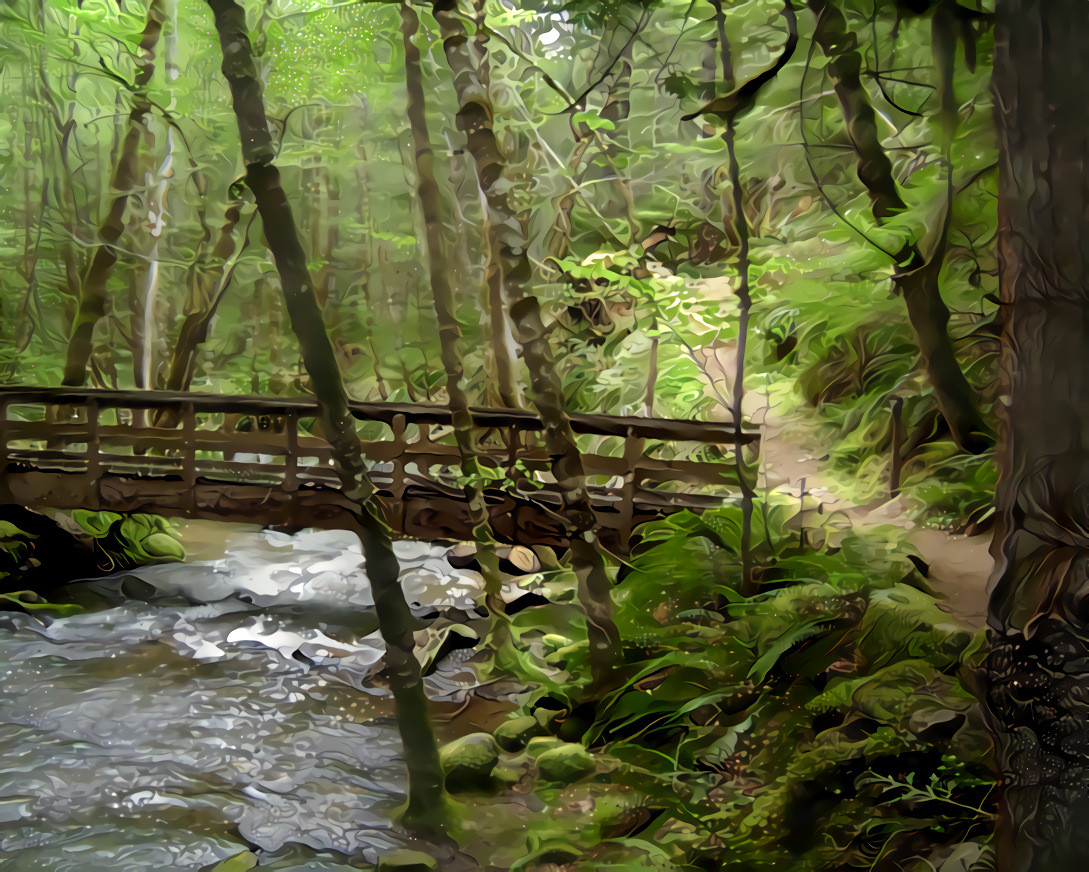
[182,401,197,514]
[618,427,643,544]
[389,412,407,533]
[284,410,299,493]
[889,396,904,498]
[85,398,101,507]
[0,396,10,503]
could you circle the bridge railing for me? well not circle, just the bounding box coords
[0,386,760,542]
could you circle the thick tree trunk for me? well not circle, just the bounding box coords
[62,0,164,387]
[985,2,1089,870]
[806,0,987,454]
[400,2,509,649]
[205,0,445,833]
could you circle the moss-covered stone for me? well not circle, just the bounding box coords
[375,849,438,872]
[439,732,500,790]
[525,736,565,759]
[494,715,544,752]
[518,840,582,869]
[535,742,596,784]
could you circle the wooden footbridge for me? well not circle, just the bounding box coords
[0,386,759,552]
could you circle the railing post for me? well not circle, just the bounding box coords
[85,399,101,507]
[389,413,407,534]
[618,427,643,545]
[183,401,197,514]
[889,396,904,498]
[0,395,10,503]
[284,410,299,493]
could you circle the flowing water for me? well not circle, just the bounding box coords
[0,527,494,871]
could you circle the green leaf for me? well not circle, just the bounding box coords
[572,110,616,131]
[71,510,122,538]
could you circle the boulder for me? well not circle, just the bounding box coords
[494,715,544,752]
[535,742,596,784]
[439,732,500,790]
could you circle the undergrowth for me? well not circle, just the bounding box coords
[499,497,995,871]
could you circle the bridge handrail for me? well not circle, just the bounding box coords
[0,386,760,446]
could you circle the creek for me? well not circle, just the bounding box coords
[0,525,503,871]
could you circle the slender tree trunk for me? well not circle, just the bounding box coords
[432,0,520,407]
[985,3,1089,870]
[433,0,622,690]
[508,296,622,689]
[62,0,165,387]
[806,0,987,454]
[400,1,509,649]
[205,0,445,833]
[162,203,247,394]
[707,0,756,592]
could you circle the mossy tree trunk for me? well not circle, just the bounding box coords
[432,0,622,690]
[806,0,987,454]
[62,0,165,387]
[205,0,445,834]
[431,0,519,408]
[400,1,509,656]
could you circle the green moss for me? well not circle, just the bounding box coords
[439,732,500,791]
[535,743,596,784]
[375,850,438,872]
[495,715,545,752]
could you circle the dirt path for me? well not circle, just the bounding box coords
[754,397,992,627]
[692,332,992,628]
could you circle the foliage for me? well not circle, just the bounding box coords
[504,502,995,870]
[70,510,186,570]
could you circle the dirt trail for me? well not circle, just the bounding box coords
[754,398,992,627]
[692,331,992,628]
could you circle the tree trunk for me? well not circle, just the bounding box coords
[806,0,987,454]
[205,0,446,833]
[433,0,622,690]
[509,296,622,689]
[400,1,509,651]
[162,202,246,395]
[986,2,1089,870]
[62,0,165,387]
[431,0,520,407]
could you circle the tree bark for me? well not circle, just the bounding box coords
[806,0,987,454]
[986,2,1089,869]
[432,0,622,688]
[205,0,446,833]
[62,0,164,387]
[509,295,622,688]
[431,0,520,408]
[401,1,509,650]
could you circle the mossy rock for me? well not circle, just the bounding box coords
[495,715,545,752]
[376,850,438,872]
[535,742,596,784]
[440,732,500,790]
[525,736,566,759]
[513,840,582,871]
